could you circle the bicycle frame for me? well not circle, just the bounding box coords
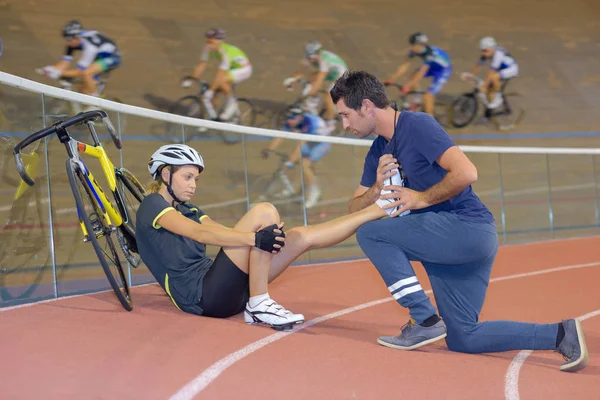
[13,110,127,239]
[71,141,124,240]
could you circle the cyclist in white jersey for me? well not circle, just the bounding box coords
[40,21,121,97]
[463,36,519,109]
[283,41,347,127]
[181,28,253,122]
[261,105,335,208]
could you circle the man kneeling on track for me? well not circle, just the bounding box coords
[135,144,388,330]
[330,70,588,373]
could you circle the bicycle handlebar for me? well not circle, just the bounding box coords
[262,148,291,162]
[13,110,121,186]
[384,82,403,90]
[181,76,210,93]
[384,82,425,96]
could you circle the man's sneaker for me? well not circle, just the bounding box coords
[244,298,305,331]
[377,318,447,350]
[376,164,410,217]
[557,319,588,372]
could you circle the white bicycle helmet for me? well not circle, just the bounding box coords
[409,32,428,45]
[305,40,322,57]
[148,144,204,179]
[479,36,497,50]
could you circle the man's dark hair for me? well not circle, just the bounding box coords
[329,70,390,110]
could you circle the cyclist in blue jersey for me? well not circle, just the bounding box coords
[261,106,335,208]
[384,32,452,116]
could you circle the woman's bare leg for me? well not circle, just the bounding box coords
[268,203,387,281]
[222,202,280,297]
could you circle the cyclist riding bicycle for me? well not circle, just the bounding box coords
[261,106,335,209]
[463,36,519,109]
[283,40,347,128]
[181,28,252,122]
[384,32,452,117]
[39,20,122,97]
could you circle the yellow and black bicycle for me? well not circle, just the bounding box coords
[13,110,146,311]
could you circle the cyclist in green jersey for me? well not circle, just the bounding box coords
[284,40,347,127]
[182,28,252,122]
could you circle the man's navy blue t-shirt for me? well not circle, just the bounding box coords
[360,111,494,223]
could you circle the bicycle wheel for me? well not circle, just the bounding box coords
[489,93,525,131]
[114,168,145,267]
[451,93,479,128]
[235,98,256,127]
[166,95,204,141]
[66,159,133,311]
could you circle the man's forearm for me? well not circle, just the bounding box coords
[422,172,473,207]
[349,185,380,213]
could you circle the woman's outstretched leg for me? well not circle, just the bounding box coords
[269,203,387,282]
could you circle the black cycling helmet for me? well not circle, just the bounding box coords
[63,20,83,38]
[205,28,226,40]
[408,32,428,45]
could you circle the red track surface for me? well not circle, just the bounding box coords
[2,237,599,399]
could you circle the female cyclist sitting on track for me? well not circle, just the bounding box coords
[135,144,390,330]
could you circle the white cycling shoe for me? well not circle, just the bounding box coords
[244,297,305,331]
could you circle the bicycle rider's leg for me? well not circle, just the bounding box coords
[485,64,517,109]
[220,65,253,120]
[201,69,228,120]
[423,68,451,116]
[301,141,331,208]
[322,80,337,123]
[493,65,518,109]
[84,56,121,96]
[81,63,103,96]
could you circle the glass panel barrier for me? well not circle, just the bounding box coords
[0,89,53,306]
[2,72,600,307]
[497,153,553,243]
[547,154,600,239]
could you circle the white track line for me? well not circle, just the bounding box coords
[169,261,600,400]
[504,308,600,400]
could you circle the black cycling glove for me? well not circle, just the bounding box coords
[255,224,286,253]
